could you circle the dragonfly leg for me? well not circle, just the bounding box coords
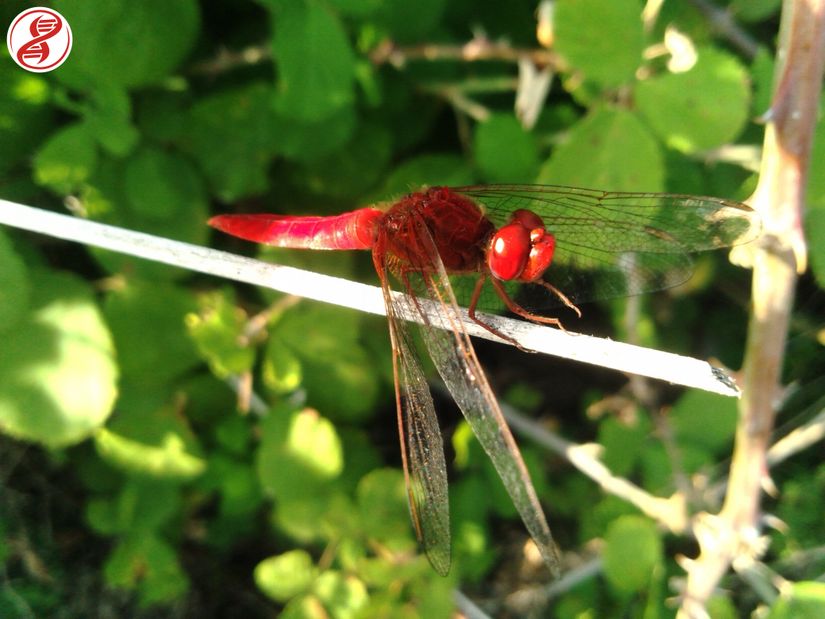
[467,275,527,349]
[489,277,571,333]
[536,280,582,318]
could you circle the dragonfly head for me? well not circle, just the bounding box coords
[487,209,556,282]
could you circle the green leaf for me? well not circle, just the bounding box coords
[86,155,209,280]
[94,426,206,481]
[376,154,474,199]
[0,230,30,332]
[635,47,751,152]
[474,114,539,183]
[598,413,651,477]
[0,269,117,447]
[255,550,318,603]
[281,595,329,619]
[83,86,139,156]
[670,390,737,453]
[272,2,356,122]
[313,571,369,619]
[537,107,664,191]
[33,123,98,193]
[270,304,380,422]
[732,0,781,22]
[103,280,200,388]
[356,468,413,551]
[554,0,645,88]
[185,289,256,378]
[180,83,276,200]
[56,0,200,90]
[373,0,445,43]
[808,210,825,289]
[257,409,344,501]
[104,533,189,606]
[125,146,201,219]
[0,63,53,176]
[602,515,662,594]
[767,582,825,619]
[272,106,357,163]
[807,111,825,209]
[86,478,180,536]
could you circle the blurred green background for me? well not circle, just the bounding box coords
[1,0,824,617]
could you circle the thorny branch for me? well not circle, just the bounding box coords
[679,1,825,617]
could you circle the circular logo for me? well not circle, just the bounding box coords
[7,7,72,73]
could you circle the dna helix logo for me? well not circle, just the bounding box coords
[6,7,72,73]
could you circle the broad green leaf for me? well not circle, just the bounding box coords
[56,0,200,89]
[185,289,256,378]
[0,63,53,176]
[474,114,539,183]
[767,582,825,619]
[33,123,98,193]
[272,2,356,122]
[603,515,662,594]
[104,533,189,606]
[555,0,644,88]
[670,391,737,453]
[0,230,30,331]
[635,47,751,152]
[328,0,382,17]
[538,107,664,191]
[103,280,200,388]
[255,550,318,603]
[206,454,262,517]
[180,83,276,200]
[0,269,117,447]
[257,408,344,501]
[313,571,369,619]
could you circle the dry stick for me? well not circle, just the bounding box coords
[679,1,825,617]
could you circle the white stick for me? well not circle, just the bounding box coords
[0,198,740,397]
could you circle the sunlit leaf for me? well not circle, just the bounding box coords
[0,270,117,447]
[603,515,662,593]
[255,550,318,603]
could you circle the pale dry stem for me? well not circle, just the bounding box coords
[678,1,825,617]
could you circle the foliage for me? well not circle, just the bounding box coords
[1,0,823,617]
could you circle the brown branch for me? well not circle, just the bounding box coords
[679,1,825,617]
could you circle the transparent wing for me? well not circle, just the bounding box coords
[375,255,451,575]
[385,215,562,577]
[454,184,760,309]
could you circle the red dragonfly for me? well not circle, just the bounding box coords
[209,185,759,577]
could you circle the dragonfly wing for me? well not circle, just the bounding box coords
[375,256,451,576]
[389,216,562,577]
[454,185,759,309]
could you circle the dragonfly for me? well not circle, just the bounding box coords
[209,184,759,577]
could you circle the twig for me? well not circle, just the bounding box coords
[0,199,743,397]
[370,38,566,70]
[679,1,825,617]
[503,404,689,533]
